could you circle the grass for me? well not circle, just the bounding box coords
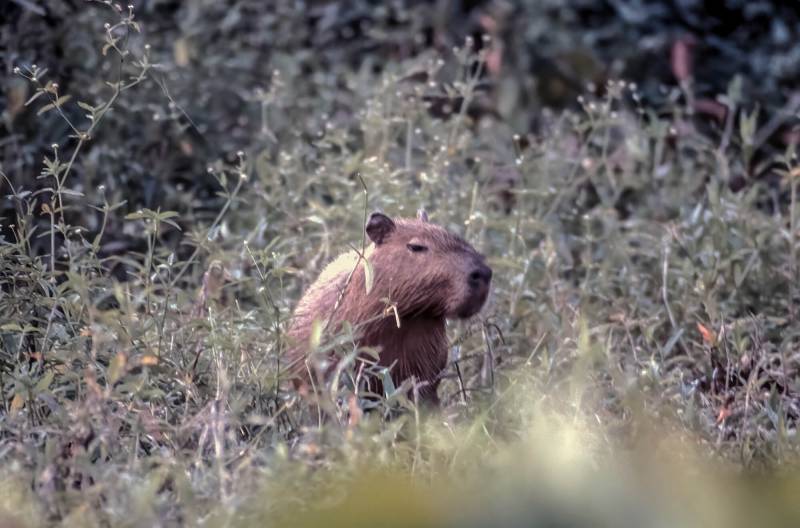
[2,3,800,527]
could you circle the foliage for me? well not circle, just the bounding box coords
[1,1,800,526]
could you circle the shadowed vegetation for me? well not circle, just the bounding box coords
[2,1,800,526]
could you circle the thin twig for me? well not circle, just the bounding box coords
[661,231,688,357]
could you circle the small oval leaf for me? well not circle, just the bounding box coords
[364,259,374,294]
[309,319,323,351]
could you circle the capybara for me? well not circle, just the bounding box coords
[287,210,492,405]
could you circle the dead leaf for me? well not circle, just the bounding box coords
[716,404,732,424]
[10,393,24,413]
[139,355,159,366]
[347,394,363,428]
[697,322,716,346]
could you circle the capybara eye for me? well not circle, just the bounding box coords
[406,243,428,253]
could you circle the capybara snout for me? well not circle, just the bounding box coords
[468,261,492,288]
[460,259,492,318]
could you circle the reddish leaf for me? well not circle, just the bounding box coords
[693,99,728,124]
[716,405,732,424]
[697,322,716,346]
[671,36,695,83]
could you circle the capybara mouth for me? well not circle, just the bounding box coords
[454,288,489,319]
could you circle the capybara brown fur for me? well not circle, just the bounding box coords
[287,210,492,405]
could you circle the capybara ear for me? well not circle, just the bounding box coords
[366,212,396,245]
[417,209,429,222]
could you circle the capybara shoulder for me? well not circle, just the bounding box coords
[287,210,492,405]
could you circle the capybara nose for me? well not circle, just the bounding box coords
[468,264,492,288]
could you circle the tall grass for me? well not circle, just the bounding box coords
[1,4,800,526]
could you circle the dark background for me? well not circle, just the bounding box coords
[4,0,800,251]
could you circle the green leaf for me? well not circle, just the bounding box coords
[108,352,127,385]
[380,368,396,397]
[125,211,148,220]
[24,90,45,107]
[59,188,85,197]
[34,371,55,394]
[727,74,743,105]
[364,259,374,294]
[739,107,759,147]
[37,94,72,115]
[160,218,181,231]
[77,101,96,112]
[662,328,684,356]
[309,319,323,351]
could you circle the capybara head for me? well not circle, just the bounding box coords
[364,210,492,319]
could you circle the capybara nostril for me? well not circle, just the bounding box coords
[469,264,492,287]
